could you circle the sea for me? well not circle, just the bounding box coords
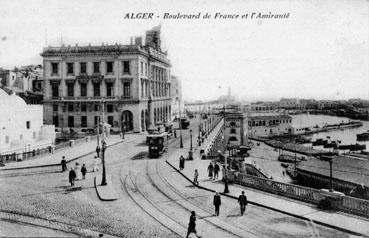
[291,113,369,152]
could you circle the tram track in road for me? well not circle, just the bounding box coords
[119,167,185,237]
[152,160,259,237]
[145,159,255,238]
[120,160,246,238]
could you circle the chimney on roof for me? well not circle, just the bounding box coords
[135,37,142,46]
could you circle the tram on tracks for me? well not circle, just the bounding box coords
[147,132,168,158]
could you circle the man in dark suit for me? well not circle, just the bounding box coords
[238,191,248,215]
[213,192,221,216]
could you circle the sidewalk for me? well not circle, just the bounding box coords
[0,134,142,170]
[166,125,369,237]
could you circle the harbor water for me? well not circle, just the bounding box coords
[291,114,369,152]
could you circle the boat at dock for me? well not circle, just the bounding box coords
[312,138,328,146]
[338,144,366,151]
[322,120,363,130]
[357,132,369,141]
[323,141,338,149]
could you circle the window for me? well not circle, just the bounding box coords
[81,116,87,127]
[53,104,58,112]
[94,104,99,112]
[51,83,59,97]
[80,83,87,97]
[94,116,100,126]
[68,104,74,112]
[106,61,113,74]
[53,116,59,127]
[5,136,9,144]
[123,61,130,74]
[93,83,100,96]
[145,63,148,76]
[26,121,30,129]
[230,128,236,134]
[107,104,113,113]
[140,62,143,75]
[81,104,87,112]
[123,82,130,97]
[67,83,74,97]
[68,116,74,127]
[230,122,236,127]
[80,62,87,74]
[51,62,58,75]
[106,82,114,97]
[108,116,114,126]
[67,63,74,75]
[93,62,100,73]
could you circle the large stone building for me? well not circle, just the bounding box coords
[41,26,172,133]
[0,88,55,155]
[248,114,293,137]
[224,112,248,147]
[170,75,184,119]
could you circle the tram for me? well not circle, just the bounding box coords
[147,132,168,158]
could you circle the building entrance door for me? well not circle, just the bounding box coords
[122,110,133,132]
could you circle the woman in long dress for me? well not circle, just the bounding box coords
[74,162,82,180]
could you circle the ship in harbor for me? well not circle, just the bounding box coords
[357,131,369,141]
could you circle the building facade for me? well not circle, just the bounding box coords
[41,26,172,133]
[171,75,183,119]
[248,114,293,137]
[0,88,55,155]
[224,112,248,147]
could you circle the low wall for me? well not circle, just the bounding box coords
[228,170,369,218]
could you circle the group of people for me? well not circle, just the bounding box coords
[61,155,100,187]
[186,191,248,237]
[207,162,220,180]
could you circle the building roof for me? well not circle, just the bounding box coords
[250,114,292,121]
[297,156,369,186]
[0,88,27,111]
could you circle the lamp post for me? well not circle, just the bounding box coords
[101,139,107,185]
[329,159,333,192]
[178,99,183,148]
[198,124,201,146]
[189,129,193,160]
[223,105,229,194]
[190,129,193,151]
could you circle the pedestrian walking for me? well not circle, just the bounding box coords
[238,191,248,215]
[213,192,221,216]
[69,168,76,187]
[96,145,101,158]
[93,156,99,172]
[207,162,214,179]
[214,163,220,180]
[186,211,197,238]
[179,155,185,170]
[61,156,67,172]
[193,169,199,185]
[81,163,87,179]
[119,131,123,139]
[174,129,177,138]
[74,162,82,180]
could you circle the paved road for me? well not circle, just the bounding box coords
[0,116,361,237]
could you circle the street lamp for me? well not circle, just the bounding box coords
[223,104,229,194]
[101,139,107,186]
[178,98,183,148]
[224,141,230,194]
[198,124,201,146]
[190,129,193,151]
[189,129,193,160]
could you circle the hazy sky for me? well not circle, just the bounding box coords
[0,0,368,101]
